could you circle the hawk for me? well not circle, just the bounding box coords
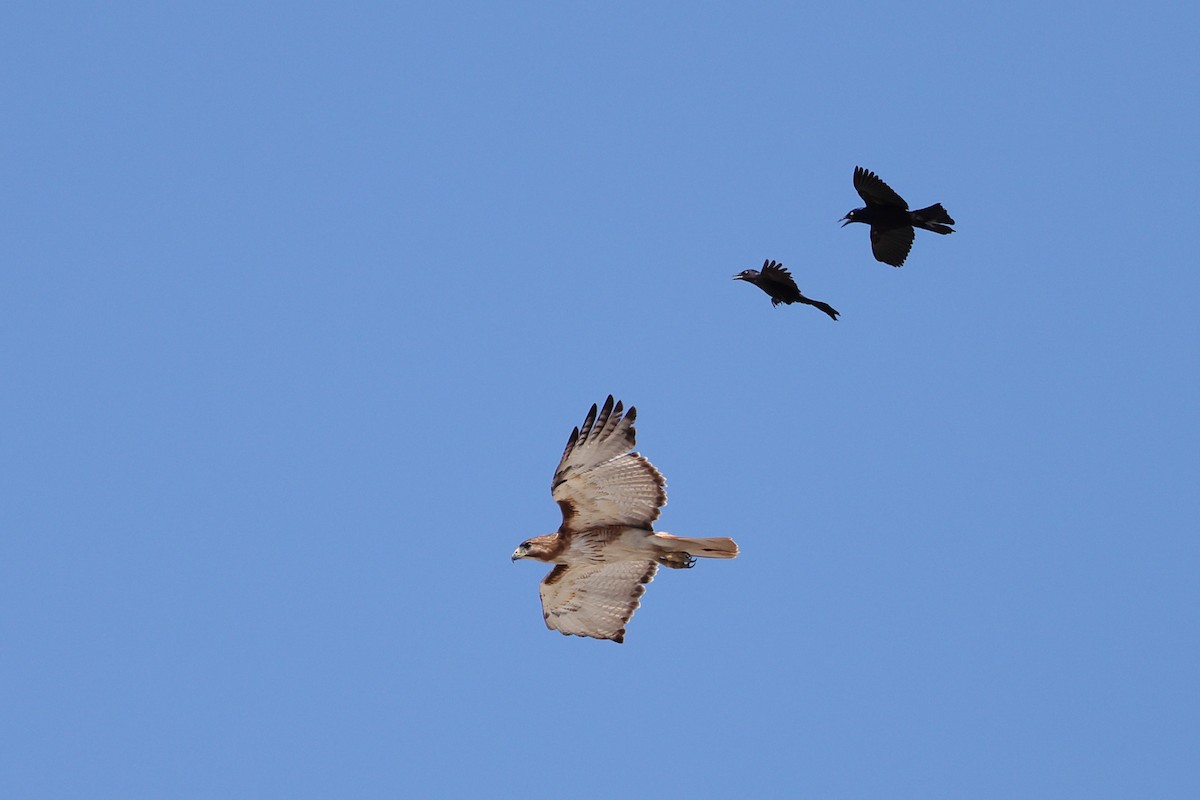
[841,166,955,267]
[512,396,738,643]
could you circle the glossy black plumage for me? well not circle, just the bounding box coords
[841,166,954,267]
[733,260,839,320]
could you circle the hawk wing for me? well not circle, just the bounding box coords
[539,561,658,643]
[870,224,915,267]
[551,396,666,533]
[853,166,909,209]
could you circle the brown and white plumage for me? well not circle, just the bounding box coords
[512,396,738,643]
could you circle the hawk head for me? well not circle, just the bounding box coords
[512,535,560,563]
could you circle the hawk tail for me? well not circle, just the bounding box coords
[653,533,739,559]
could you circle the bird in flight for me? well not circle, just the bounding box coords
[841,166,954,267]
[512,396,738,643]
[733,259,839,320]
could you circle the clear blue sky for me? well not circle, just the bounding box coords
[3,3,1198,798]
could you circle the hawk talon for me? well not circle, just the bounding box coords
[657,553,697,569]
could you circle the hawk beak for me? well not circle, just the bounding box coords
[511,550,522,562]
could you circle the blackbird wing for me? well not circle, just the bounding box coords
[854,166,909,209]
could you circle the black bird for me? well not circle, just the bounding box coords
[733,260,839,320]
[841,166,954,267]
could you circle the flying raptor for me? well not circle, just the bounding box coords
[512,396,738,643]
[733,259,839,320]
[841,166,955,267]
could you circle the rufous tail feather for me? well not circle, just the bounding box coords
[653,533,739,558]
